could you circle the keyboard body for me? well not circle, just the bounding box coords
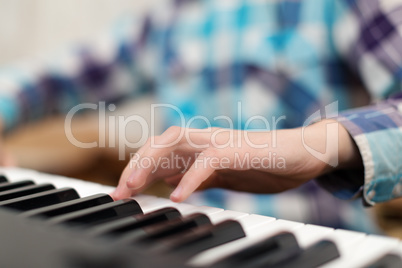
[1,167,402,268]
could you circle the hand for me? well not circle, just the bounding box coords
[112,120,362,202]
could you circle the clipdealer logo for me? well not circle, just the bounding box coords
[64,102,286,160]
[301,101,339,167]
[64,101,339,167]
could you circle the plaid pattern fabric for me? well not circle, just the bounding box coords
[322,94,402,206]
[0,0,401,232]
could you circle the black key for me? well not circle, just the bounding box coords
[0,180,34,192]
[212,232,301,268]
[0,207,184,268]
[0,188,79,211]
[20,194,113,218]
[138,213,211,243]
[0,184,55,202]
[158,220,246,259]
[273,240,340,268]
[0,175,8,183]
[89,207,181,238]
[46,199,143,227]
[364,253,402,268]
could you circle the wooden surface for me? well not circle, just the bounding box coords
[3,113,171,197]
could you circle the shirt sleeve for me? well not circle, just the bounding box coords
[316,96,402,205]
[0,10,158,133]
[316,0,402,205]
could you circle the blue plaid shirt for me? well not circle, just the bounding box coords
[1,0,402,233]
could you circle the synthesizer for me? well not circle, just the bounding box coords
[0,167,401,268]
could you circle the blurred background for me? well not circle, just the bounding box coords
[1,0,402,238]
[0,0,153,65]
[0,0,166,192]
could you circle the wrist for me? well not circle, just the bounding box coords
[306,119,363,172]
[335,120,363,170]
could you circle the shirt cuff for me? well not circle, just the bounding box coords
[0,94,20,133]
[316,96,402,206]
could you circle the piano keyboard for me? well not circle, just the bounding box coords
[0,167,402,268]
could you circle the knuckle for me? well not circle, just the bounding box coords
[151,136,164,147]
[202,148,219,158]
[161,126,183,144]
[165,126,182,135]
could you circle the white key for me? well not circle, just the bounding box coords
[133,196,172,213]
[322,235,400,268]
[161,201,198,215]
[388,242,402,260]
[207,210,249,224]
[144,197,224,216]
[0,168,37,181]
[2,167,115,196]
[179,205,224,216]
[324,229,366,257]
[146,199,199,215]
[292,224,334,248]
[131,194,159,204]
[237,214,276,232]
[245,219,304,237]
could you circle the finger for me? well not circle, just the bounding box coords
[112,174,156,200]
[125,146,189,191]
[110,183,134,200]
[112,165,139,200]
[117,137,155,190]
[122,156,145,189]
[170,151,216,202]
[125,128,186,189]
[113,143,152,199]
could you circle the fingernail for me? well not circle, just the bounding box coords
[170,185,183,201]
[126,172,136,186]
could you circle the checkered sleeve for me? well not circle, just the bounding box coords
[332,0,402,100]
[0,10,159,133]
[317,95,402,205]
[317,0,402,205]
